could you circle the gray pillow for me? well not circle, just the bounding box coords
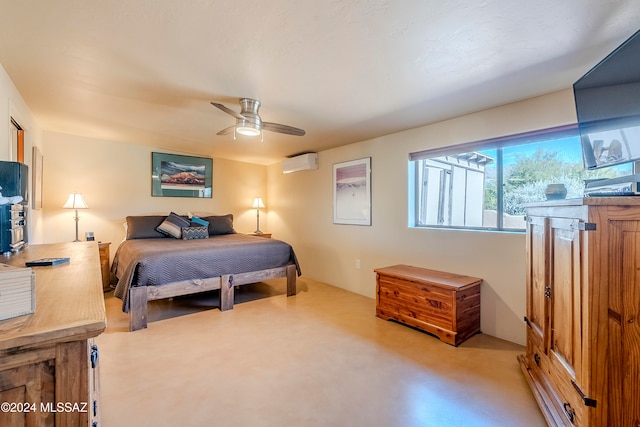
[125,216,168,239]
[200,214,236,235]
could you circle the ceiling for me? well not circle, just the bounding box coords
[0,1,639,165]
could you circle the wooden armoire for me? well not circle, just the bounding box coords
[518,197,640,426]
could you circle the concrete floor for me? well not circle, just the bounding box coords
[96,277,546,427]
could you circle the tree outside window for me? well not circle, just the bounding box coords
[411,133,632,231]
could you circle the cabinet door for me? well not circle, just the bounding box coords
[526,215,548,348]
[0,360,55,427]
[608,220,640,426]
[547,218,585,411]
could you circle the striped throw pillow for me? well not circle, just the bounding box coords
[156,212,190,239]
[181,226,209,240]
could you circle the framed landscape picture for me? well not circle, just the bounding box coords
[151,152,213,198]
[333,157,371,225]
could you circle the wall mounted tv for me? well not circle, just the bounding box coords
[574,28,640,170]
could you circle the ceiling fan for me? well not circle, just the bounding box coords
[210,98,305,137]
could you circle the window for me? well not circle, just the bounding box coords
[409,125,634,231]
[415,153,493,228]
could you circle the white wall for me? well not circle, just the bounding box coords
[0,63,43,241]
[2,59,578,345]
[267,89,577,345]
[40,132,268,254]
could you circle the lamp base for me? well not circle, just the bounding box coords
[255,208,263,235]
[73,210,81,242]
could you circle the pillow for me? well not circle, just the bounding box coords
[181,226,209,240]
[200,214,236,235]
[125,216,170,239]
[190,216,209,227]
[188,211,218,218]
[156,212,191,239]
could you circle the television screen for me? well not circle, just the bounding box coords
[574,29,640,169]
[579,117,640,169]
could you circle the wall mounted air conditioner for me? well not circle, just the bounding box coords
[282,153,318,174]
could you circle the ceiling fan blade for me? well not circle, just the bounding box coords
[210,102,246,120]
[216,125,236,135]
[262,122,306,136]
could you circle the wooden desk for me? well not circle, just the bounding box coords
[0,242,106,426]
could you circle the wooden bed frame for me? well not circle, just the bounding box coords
[128,264,297,331]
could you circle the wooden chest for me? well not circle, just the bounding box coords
[375,265,482,346]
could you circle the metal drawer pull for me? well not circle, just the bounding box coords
[563,402,575,424]
[90,345,99,369]
[571,380,597,407]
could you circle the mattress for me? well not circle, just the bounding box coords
[112,233,300,311]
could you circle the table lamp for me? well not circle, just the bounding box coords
[252,197,265,234]
[63,192,89,242]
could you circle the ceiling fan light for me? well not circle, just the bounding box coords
[235,118,261,136]
[236,126,261,136]
[212,99,304,137]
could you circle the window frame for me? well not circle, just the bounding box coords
[409,124,580,232]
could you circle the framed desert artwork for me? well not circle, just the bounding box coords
[151,152,212,198]
[333,157,371,225]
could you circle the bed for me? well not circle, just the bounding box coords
[112,213,301,331]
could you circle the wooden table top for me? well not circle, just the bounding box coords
[0,242,107,352]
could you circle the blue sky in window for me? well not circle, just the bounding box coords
[479,136,632,172]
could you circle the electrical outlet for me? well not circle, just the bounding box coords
[355,259,361,269]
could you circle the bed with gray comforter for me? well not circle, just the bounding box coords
[111,214,301,331]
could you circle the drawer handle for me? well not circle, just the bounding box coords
[534,353,541,367]
[563,402,575,424]
[571,380,597,407]
[90,345,99,369]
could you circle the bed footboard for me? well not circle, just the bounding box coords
[128,264,297,331]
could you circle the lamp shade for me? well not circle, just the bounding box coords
[63,193,89,209]
[252,197,265,209]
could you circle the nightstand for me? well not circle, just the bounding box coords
[248,233,272,238]
[98,242,111,291]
